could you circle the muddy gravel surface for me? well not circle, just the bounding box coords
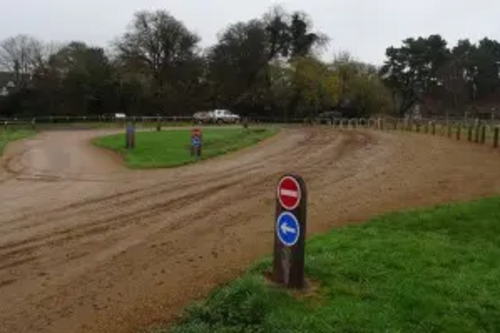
[1,127,500,333]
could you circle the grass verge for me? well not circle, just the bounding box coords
[0,129,36,156]
[164,197,500,333]
[93,127,278,169]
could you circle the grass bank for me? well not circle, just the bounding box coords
[93,127,278,169]
[0,130,36,156]
[165,197,500,333]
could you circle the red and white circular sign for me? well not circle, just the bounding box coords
[277,176,301,211]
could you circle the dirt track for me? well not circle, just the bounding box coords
[1,127,500,333]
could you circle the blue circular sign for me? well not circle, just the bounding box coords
[276,212,300,247]
[192,136,201,147]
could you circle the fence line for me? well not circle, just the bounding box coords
[329,117,500,149]
[1,115,499,148]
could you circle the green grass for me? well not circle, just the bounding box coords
[93,128,278,169]
[165,197,500,333]
[0,129,36,155]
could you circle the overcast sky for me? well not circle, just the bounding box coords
[0,0,499,65]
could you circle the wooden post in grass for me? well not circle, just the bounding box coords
[447,124,452,138]
[493,127,499,148]
[156,116,162,131]
[474,125,480,143]
[432,122,436,135]
[480,126,486,144]
[416,122,420,133]
[468,126,473,142]
[125,123,135,149]
[456,124,461,140]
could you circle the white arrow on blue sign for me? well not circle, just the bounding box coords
[276,212,300,247]
[192,136,201,147]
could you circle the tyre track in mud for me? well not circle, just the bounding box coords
[1,127,500,333]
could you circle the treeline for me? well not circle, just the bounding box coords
[1,6,500,119]
[0,7,392,119]
[381,35,500,117]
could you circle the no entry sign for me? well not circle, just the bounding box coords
[192,128,202,138]
[277,176,301,211]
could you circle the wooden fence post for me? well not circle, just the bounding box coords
[474,125,480,143]
[480,126,486,144]
[447,124,452,138]
[468,126,473,142]
[456,124,461,140]
[432,122,436,135]
[493,127,499,148]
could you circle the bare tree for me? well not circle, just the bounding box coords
[0,34,47,87]
[116,10,202,113]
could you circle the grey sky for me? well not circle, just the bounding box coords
[0,0,499,65]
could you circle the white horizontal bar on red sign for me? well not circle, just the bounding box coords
[280,189,298,198]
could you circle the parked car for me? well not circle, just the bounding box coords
[315,111,342,124]
[101,113,127,121]
[193,109,240,124]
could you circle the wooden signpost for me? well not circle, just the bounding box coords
[273,174,307,289]
[191,128,202,159]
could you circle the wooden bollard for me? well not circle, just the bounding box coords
[416,123,420,133]
[432,122,436,135]
[468,126,473,142]
[425,122,429,134]
[493,127,499,148]
[456,125,461,140]
[474,126,480,143]
[447,124,452,138]
[480,126,486,144]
